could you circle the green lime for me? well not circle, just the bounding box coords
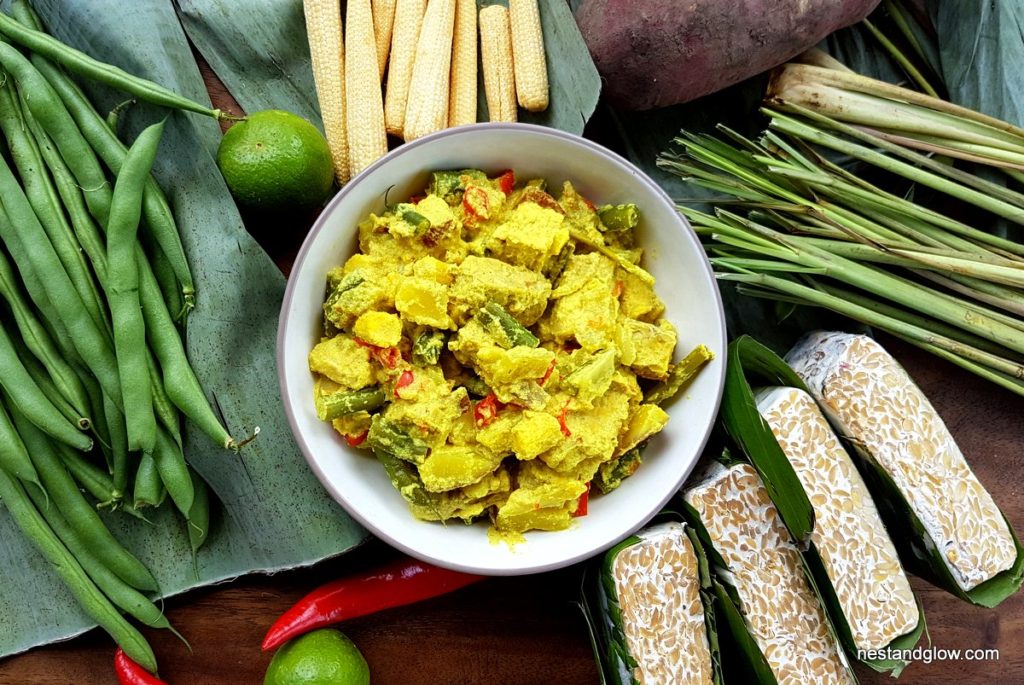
[264,629,370,685]
[217,109,334,212]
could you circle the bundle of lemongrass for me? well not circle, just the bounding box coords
[658,58,1024,397]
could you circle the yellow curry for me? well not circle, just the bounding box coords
[308,169,711,538]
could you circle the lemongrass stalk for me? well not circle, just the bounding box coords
[912,340,1024,396]
[763,115,1024,254]
[768,109,1024,218]
[882,0,941,77]
[877,266,1024,334]
[768,106,1024,215]
[915,271,1024,317]
[767,63,1024,141]
[719,271,1024,380]
[797,237,1024,281]
[734,221,1024,351]
[794,47,852,72]
[862,18,939,97]
[770,78,1022,151]
[811,280,1016,358]
[869,129,1024,170]
[846,195,1004,257]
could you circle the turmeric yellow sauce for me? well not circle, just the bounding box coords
[309,169,710,537]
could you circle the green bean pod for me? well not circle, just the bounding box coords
[133,452,165,510]
[0,43,112,224]
[0,249,90,416]
[147,350,181,448]
[477,302,539,348]
[14,3,195,308]
[3,2,223,119]
[412,330,446,366]
[24,481,178,637]
[16,339,90,431]
[0,322,91,451]
[153,427,194,516]
[0,464,156,672]
[23,106,109,287]
[0,82,109,338]
[55,443,117,508]
[9,402,158,592]
[367,417,429,464]
[597,203,640,232]
[187,468,211,556]
[77,371,113,472]
[108,121,164,455]
[149,240,186,322]
[0,156,122,412]
[103,393,129,499]
[315,387,385,421]
[106,98,135,134]
[0,401,41,486]
[138,249,234,449]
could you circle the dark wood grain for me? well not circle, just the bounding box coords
[1,54,1022,685]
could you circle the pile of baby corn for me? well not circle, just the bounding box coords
[304,0,550,184]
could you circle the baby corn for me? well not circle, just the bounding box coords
[508,0,548,112]
[303,0,349,183]
[372,0,397,80]
[448,0,477,127]
[384,0,427,137]
[404,0,457,141]
[479,5,517,122]
[345,0,388,174]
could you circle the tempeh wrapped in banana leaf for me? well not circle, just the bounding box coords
[683,462,856,685]
[756,386,924,674]
[583,520,721,685]
[786,331,1023,606]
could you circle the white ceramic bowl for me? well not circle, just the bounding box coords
[278,123,726,575]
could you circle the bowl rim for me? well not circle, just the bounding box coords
[277,121,728,575]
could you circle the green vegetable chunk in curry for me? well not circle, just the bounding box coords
[308,169,711,540]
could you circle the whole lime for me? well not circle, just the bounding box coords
[217,109,334,212]
[264,629,370,685]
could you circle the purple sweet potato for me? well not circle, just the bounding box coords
[575,0,880,110]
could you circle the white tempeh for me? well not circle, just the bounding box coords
[684,462,854,685]
[611,522,714,685]
[756,386,919,650]
[786,331,1016,591]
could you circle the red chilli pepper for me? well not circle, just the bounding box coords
[394,370,415,397]
[573,483,591,517]
[539,358,556,386]
[612,279,624,298]
[114,648,167,685]
[345,430,368,447]
[409,194,425,204]
[496,170,515,195]
[262,557,484,651]
[557,400,572,437]
[462,186,490,221]
[583,197,596,211]
[473,393,504,427]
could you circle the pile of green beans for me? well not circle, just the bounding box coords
[0,0,245,673]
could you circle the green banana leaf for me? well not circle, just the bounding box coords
[681,457,860,685]
[0,0,367,660]
[178,0,600,135]
[581,515,723,685]
[850,436,1024,607]
[719,336,814,541]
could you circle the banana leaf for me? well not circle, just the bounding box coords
[681,456,860,685]
[580,515,723,685]
[748,382,927,675]
[719,335,814,541]
[178,0,600,135]
[0,0,367,659]
[849,436,1024,607]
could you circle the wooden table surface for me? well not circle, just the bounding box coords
[1,58,1022,685]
